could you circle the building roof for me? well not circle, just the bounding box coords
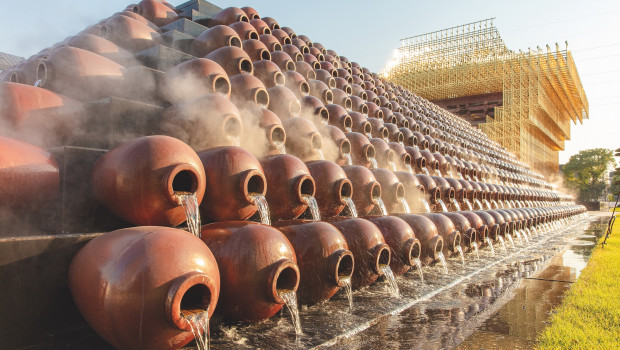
[0,52,24,71]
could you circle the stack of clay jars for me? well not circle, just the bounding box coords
[0,1,586,349]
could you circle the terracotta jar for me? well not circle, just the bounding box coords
[371,168,407,214]
[200,221,298,322]
[209,7,249,26]
[161,58,230,104]
[160,94,243,151]
[241,39,271,62]
[369,138,397,170]
[458,179,476,205]
[0,82,84,147]
[282,117,323,162]
[113,10,161,32]
[325,218,390,289]
[274,220,353,305]
[259,34,283,52]
[294,61,317,80]
[65,34,135,66]
[134,0,179,26]
[267,86,301,119]
[395,171,426,213]
[441,212,477,250]
[229,73,269,107]
[283,70,310,99]
[300,95,329,124]
[250,18,270,35]
[102,14,162,52]
[261,17,280,30]
[458,211,488,245]
[388,142,413,171]
[471,210,499,241]
[192,25,242,57]
[350,96,369,115]
[260,154,315,220]
[422,213,461,257]
[271,29,291,45]
[396,214,443,265]
[345,132,376,169]
[308,80,333,105]
[197,146,266,222]
[325,104,353,132]
[323,125,352,166]
[253,60,284,88]
[496,209,517,236]
[365,216,420,276]
[281,27,297,39]
[270,51,295,71]
[282,44,303,62]
[245,107,286,155]
[303,52,321,68]
[432,176,456,209]
[69,226,220,350]
[92,135,206,226]
[384,123,404,144]
[0,137,59,212]
[331,89,352,110]
[2,55,45,85]
[205,46,253,76]
[405,146,427,174]
[420,150,439,175]
[291,38,310,53]
[342,165,381,216]
[349,111,372,135]
[367,117,388,139]
[480,210,508,239]
[306,160,352,217]
[36,47,124,101]
[241,6,260,20]
[415,174,441,210]
[230,21,260,41]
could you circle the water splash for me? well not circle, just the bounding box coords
[389,161,397,172]
[405,163,414,174]
[227,135,241,147]
[278,290,302,335]
[345,126,352,133]
[456,245,465,266]
[484,199,492,210]
[340,276,353,310]
[421,198,431,213]
[369,156,378,169]
[497,235,507,251]
[274,140,286,154]
[464,198,473,211]
[250,194,270,226]
[175,192,201,238]
[474,199,484,210]
[343,196,358,217]
[472,241,480,259]
[365,132,373,139]
[514,230,524,245]
[344,152,353,166]
[465,174,472,181]
[302,195,321,221]
[525,228,533,239]
[375,197,388,215]
[380,265,400,297]
[451,198,461,211]
[316,149,325,160]
[34,79,42,87]
[422,167,430,176]
[400,197,411,213]
[437,199,448,212]
[506,234,515,247]
[491,199,499,209]
[437,251,449,274]
[485,236,495,256]
[413,258,424,282]
[184,310,210,350]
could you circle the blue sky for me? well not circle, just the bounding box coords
[1,0,618,164]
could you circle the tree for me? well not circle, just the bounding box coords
[562,148,615,203]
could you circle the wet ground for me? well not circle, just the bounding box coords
[206,213,609,349]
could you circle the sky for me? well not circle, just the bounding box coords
[1,0,618,165]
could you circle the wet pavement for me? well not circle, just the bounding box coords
[205,213,609,349]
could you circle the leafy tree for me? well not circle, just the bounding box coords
[562,148,615,203]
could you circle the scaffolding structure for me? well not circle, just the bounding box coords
[381,18,589,175]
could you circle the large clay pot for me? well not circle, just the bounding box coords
[250,18,270,35]
[36,47,125,101]
[0,82,84,147]
[260,154,315,220]
[342,165,383,217]
[192,25,242,57]
[325,218,391,289]
[306,160,352,217]
[369,138,397,170]
[396,214,443,265]
[415,174,441,211]
[229,73,269,107]
[200,221,298,321]
[282,117,323,161]
[231,21,260,41]
[395,171,427,213]
[69,226,220,350]
[366,216,420,276]
[441,212,476,249]
[345,132,376,168]
[472,210,500,241]
[480,210,507,239]
[270,51,295,71]
[102,15,162,52]
[209,7,249,26]
[205,46,253,76]
[267,86,301,119]
[432,176,456,209]
[197,146,266,222]
[405,146,427,173]
[325,104,353,132]
[259,34,283,52]
[92,135,206,226]
[283,70,310,99]
[160,94,243,150]
[300,95,328,124]
[422,213,461,257]
[65,34,135,66]
[114,10,161,32]
[458,211,488,245]
[371,168,407,214]
[0,137,59,212]
[161,58,230,104]
[134,0,178,26]
[274,220,353,305]
[242,6,261,20]
[253,59,284,88]
[241,39,271,62]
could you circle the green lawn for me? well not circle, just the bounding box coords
[537,217,620,349]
